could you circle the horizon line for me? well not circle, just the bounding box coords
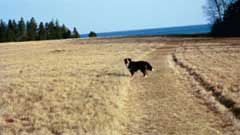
[81,23,211,35]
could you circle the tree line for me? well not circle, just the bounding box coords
[205,0,240,36]
[0,17,80,42]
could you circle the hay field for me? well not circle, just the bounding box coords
[1,37,240,135]
[0,39,156,135]
[172,38,240,134]
[175,42,240,104]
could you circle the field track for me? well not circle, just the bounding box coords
[0,37,240,134]
[125,42,231,135]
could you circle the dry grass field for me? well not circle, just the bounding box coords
[175,42,240,105]
[0,37,240,135]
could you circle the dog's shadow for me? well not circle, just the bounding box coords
[96,72,129,78]
[105,72,129,77]
[83,69,129,78]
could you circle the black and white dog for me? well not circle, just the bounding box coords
[124,58,153,77]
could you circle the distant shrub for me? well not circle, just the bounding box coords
[88,31,97,37]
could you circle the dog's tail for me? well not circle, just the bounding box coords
[146,63,153,71]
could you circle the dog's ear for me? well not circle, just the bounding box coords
[124,58,128,64]
[128,58,132,62]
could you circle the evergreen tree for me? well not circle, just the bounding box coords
[6,20,16,41]
[26,21,30,40]
[47,20,55,39]
[17,17,26,41]
[61,24,71,39]
[12,19,18,39]
[72,27,80,38]
[54,20,62,39]
[45,22,49,39]
[0,20,7,42]
[27,17,38,40]
[38,22,47,40]
[65,29,72,38]
[60,24,67,39]
[0,17,80,42]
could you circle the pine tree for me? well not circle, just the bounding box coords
[0,20,7,42]
[72,27,80,38]
[66,30,72,38]
[54,20,62,39]
[6,20,16,41]
[12,19,18,40]
[60,24,67,39]
[45,22,49,39]
[27,17,38,40]
[17,17,26,41]
[0,17,80,42]
[61,24,71,39]
[47,20,55,39]
[38,22,47,40]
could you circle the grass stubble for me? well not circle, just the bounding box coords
[1,37,240,134]
[0,39,155,135]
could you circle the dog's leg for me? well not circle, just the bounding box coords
[130,71,134,76]
[130,71,135,79]
[141,69,148,78]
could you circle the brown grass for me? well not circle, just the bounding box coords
[1,37,240,135]
[175,42,240,106]
[0,39,156,135]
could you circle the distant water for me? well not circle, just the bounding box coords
[81,24,211,38]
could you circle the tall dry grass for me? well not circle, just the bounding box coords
[0,39,155,135]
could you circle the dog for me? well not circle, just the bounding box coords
[124,58,153,77]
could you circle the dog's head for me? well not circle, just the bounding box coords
[124,58,132,67]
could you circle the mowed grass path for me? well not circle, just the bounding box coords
[124,47,226,135]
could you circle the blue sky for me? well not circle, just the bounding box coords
[0,0,207,33]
